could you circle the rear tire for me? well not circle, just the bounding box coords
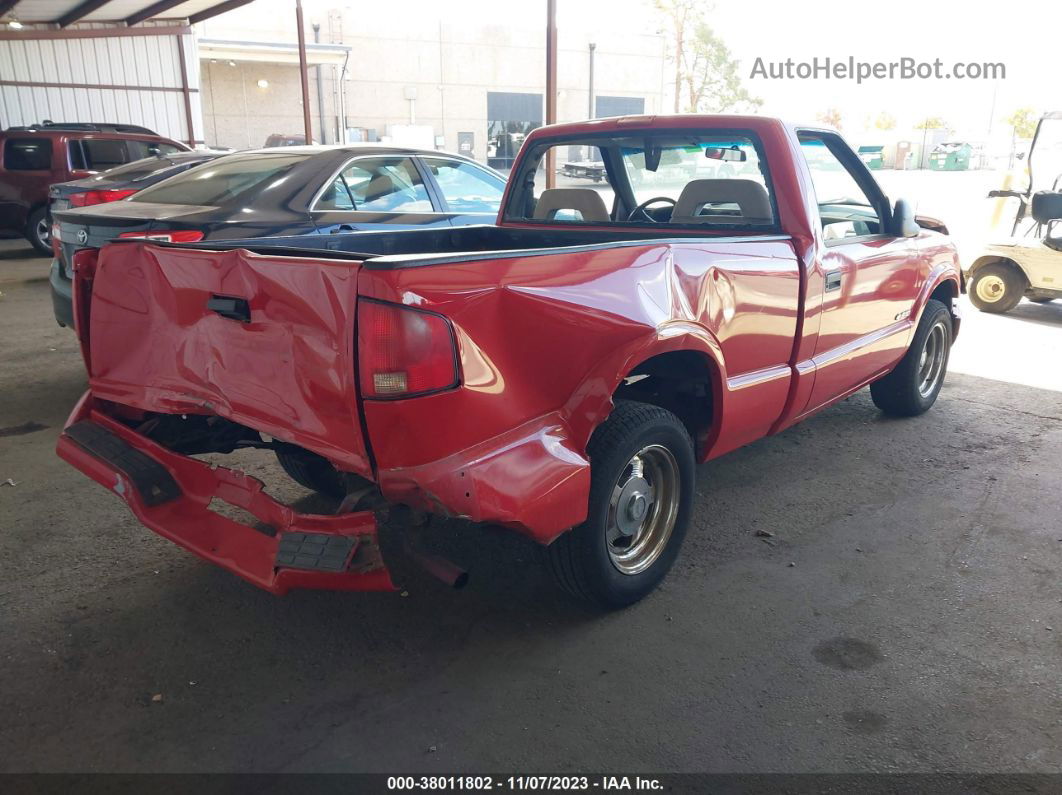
[1028,296,1054,304]
[969,262,1024,314]
[275,445,348,498]
[870,299,952,417]
[26,207,51,257]
[546,401,695,609]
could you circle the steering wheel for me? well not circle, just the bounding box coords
[628,196,676,223]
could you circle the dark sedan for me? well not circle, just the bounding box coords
[51,145,506,328]
[48,151,224,327]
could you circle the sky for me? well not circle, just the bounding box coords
[202,0,1060,142]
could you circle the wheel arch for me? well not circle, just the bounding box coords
[967,254,1029,285]
[566,328,726,460]
[913,269,963,336]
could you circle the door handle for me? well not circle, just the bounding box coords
[330,224,355,234]
[207,294,251,323]
[825,269,843,292]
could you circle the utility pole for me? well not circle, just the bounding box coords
[545,0,557,187]
[295,0,313,143]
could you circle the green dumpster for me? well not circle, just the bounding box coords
[928,142,972,171]
[858,145,885,169]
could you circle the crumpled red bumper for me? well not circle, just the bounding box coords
[56,393,395,595]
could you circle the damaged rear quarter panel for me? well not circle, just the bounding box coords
[358,236,801,542]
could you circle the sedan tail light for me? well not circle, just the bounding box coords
[358,299,459,399]
[69,189,138,207]
[118,230,205,243]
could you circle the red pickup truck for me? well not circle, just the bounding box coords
[57,115,961,608]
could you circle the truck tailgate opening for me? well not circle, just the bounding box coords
[84,242,373,479]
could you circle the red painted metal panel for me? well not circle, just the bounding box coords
[86,243,373,478]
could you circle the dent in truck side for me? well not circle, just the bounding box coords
[358,234,802,542]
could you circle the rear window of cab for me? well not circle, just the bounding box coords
[504,130,779,232]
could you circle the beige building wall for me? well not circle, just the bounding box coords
[195,2,666,161]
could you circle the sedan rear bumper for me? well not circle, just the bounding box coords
[49,259,74,328]
[56,393,395,595]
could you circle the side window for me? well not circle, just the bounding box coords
[317,175,356,210]
[320,157,433,213]
[123,141,181,160]
[81,139,132,171]
[4,138,52,171]
[421,157,504,213]
[798,135,882,242]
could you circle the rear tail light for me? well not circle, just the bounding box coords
[118,230,205,243]
[358,299,459,398]
[69,189,138,207]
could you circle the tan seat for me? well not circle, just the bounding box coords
[670,179,772,224]
[533,188,610,223]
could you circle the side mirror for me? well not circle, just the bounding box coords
[893,198,920,238]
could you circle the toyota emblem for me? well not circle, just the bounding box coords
[76,230,88,245]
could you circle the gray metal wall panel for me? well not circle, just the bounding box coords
[0,29,201,144]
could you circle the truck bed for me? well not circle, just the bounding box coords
[123,223,787,269]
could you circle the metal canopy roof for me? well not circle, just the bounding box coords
[0,0,252,27]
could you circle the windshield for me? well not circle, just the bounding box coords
[130,153,309,206]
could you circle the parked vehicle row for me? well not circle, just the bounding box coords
[48,150,226,327]
[0,122,188,255]
[55,114,962,609]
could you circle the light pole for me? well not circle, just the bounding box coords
[588,42,596,119]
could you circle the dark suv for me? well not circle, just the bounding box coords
[0,122,188,255]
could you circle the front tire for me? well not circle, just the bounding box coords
[969,262,1024,313]
[870,298,952,417]
[546,401,695,609]
[26,207,51,257]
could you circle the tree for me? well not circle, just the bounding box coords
[914,117,950,170]
[682,23,762,113]
[654,0,761,114]
[815,108,842,130]
[874,112,896,132]
[915,116,950,132]
[1005,107,1038,140]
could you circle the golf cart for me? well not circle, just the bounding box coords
[967,111,1062,313]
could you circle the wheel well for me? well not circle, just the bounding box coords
[929,279,957,308]
[968,256,1028,286]
[25,203,49,231]
[612,351,715,455]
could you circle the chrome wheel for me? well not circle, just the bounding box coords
[974,274,1006,303]
[917,320,948,398]
[35,217,50,247]
[606,444,680,575]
